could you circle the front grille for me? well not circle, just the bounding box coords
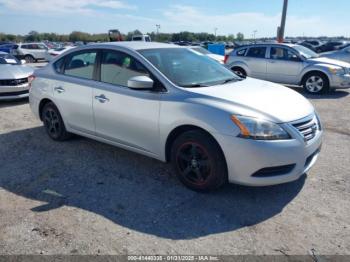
[251,164,296,177]
[292,115,319,142]
[0,77,28,86]
[0,90,29,97]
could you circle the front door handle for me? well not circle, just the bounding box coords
[95,94,109,103]
[54,86,65,93]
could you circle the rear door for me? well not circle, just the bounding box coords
[244,46,268,79]
[266,46,303,84]
[52,49,97,134]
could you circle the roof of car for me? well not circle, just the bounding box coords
[236,43,298,49]
[95,41,181,50]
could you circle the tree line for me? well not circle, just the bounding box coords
[0,30,245,43]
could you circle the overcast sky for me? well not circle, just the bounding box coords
[0,0,349,37]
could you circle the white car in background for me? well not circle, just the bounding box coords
[13,42,49,63]
[132,35,151,42]
[46,46,76,61]
[0,52,34,100]
[190,46,225,64]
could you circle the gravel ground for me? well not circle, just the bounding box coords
[0,88,349,256]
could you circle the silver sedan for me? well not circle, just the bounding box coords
[0,52,34,100]
[321,45,350,64]
[29,42,322,191]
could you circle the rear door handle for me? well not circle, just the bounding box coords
[54,86,65,93]
[95,94,109,103]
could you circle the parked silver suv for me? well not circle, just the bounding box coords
[226,43,350,94]
[13,42,48,63]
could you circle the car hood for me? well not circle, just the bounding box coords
[186,78,314,123]
[0,64,34,79]
[309,57,350,68]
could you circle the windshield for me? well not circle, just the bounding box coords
[0,53,20,65]
[138,48,240,87]
[293,45,319,59]
[191,47,211,55]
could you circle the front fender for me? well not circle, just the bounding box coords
[299,64,333,84]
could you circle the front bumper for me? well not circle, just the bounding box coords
[214,120,323,186]
[330,74,350,89]
[0,84,30,100]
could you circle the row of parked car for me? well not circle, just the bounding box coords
[1,40,350,103]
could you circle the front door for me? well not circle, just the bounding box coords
[93,49,161,156]
[266,46,303,84]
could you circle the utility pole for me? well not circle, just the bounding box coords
[277,0,288,43]
[253,30,257,43]
[214,27,218,39]
[156,24,160,41]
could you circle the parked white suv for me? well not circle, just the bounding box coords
[132,35,151,42]
[226,43,350,94]
[14,42,49,63]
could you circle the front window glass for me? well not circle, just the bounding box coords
[0,53,20,65]
[293,45,318,59]
[64,51,97,79]
[139,48,240,87]
[100,50,150,87]
[270,47,300,61]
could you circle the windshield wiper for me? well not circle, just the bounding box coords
[218,78,241,85]
[181,83,210,88]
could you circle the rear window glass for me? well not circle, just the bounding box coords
[246,47,266,58]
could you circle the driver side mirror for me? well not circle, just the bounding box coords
[290,55,302,62]
[127,76,154,90]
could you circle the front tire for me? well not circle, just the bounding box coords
[41,102,71,141]
[302,72,329,94]
[24,55,35,63]
[170,130,227,192]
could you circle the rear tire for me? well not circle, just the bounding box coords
[302,72,329,94]
[41,102,72,141]
[231,67,247,78]
[170,130,227,192]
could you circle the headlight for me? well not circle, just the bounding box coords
[329,67,346,75]
[231,115,291,140]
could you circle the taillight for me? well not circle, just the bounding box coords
[28,75,36,89]
[224,54,229,64]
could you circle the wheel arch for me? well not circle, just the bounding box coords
[164,125,226,165]
[38,98,54,121]
[300,69,330,86]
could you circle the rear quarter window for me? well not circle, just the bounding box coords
[53,58,65,74]
[235,48,247,56]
